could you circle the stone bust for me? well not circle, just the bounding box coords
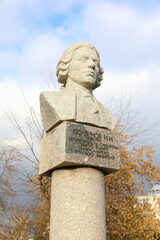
[40,42,116,133]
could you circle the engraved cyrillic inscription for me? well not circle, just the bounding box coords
[66,124,119,160]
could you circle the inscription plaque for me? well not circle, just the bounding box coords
[39,121,120,176]
[66,124,119,160]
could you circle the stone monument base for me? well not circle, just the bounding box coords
[50,167,107,240]
[39,121,120,176]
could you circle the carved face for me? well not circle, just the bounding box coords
[68,47,101,89]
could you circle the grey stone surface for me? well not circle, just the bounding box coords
[39,42,119,240]
[39,121,120,176]
[50,167,107,240]
[40,42,116,132]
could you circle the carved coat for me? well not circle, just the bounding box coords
[40,89,116,133]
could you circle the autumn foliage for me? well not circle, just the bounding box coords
[1,108,160,239]
[106,125,160,240]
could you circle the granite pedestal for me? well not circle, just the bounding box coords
[39,42,120,240]
[39,121,120,239]
[50,167,106,240]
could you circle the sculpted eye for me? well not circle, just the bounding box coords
[80,56,88,62]
[93,59,98,64]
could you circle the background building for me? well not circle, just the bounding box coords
[137,183,160,219]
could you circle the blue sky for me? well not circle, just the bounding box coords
[0,0,160,164]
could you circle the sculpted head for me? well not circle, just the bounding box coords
[56,42,104,90]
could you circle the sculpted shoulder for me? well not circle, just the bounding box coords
[40,90,76,132]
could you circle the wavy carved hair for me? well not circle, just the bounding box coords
[56,42,104,90]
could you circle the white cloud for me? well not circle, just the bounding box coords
[0,78,23,111]
[0,0,94,46]
[0,50,21,77]
[0,0,29,45]
[95,64,160,111]
[19,34,65,84]
[0,33,64,142]
[0,78,24,141]
[0,76,42,144]
[82,1,160,69]
[0,0,160,164]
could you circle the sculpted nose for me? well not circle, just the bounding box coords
[88,59,95,68]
